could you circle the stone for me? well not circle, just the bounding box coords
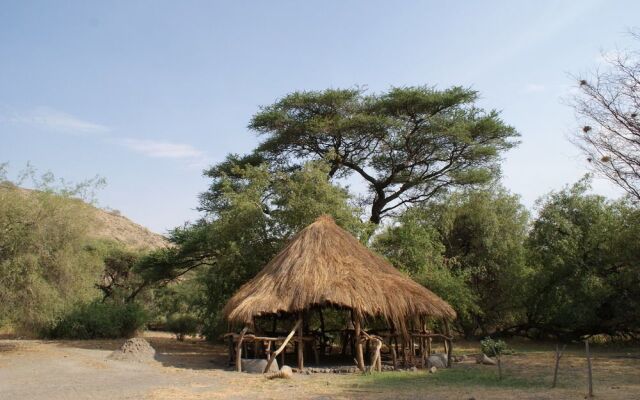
[241,358,279,373]
[410,366,418,372]
[265,365,294,379]
[429,366,437,373]
[476,354,497,365]
[427,355,447,369]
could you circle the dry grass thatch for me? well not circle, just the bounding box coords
[223,215,456,330]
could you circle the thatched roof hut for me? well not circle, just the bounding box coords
[223,215,456,372]
[223,215,455,327]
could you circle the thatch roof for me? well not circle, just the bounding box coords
[222,215,456,328]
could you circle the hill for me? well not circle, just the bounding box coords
[6,184,169,250]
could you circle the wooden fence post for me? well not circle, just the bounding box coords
[552,344,566,388]
[585,340,593,398]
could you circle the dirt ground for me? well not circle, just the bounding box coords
[1,331,638,400]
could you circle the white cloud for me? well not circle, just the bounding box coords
[1,107,109,135]
[523,83,546,93]
[120,138,205,159]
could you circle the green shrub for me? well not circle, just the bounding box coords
[480,337,509,357]
[49,301,147,339]
[166,313,199,341]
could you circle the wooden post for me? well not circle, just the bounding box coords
[444,319,453,368]
[585,340,593,398]
[227,335,234,366]
[264,319,301,373]
[552,344,566,388]
[389,336,397,368]
[235,327,248,372]
[401,338,407,366]
[297,312,304,370]
[318,308,326,355]
[354,314,365,371]
[427,337,432,357]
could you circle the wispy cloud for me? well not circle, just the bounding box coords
[1,107,109,135]
[523,83,546,93]
[1,105,210,168]
[120,138,205,159]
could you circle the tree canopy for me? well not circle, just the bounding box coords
[227,86,519,223]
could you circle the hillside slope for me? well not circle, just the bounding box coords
[8,185,169,250]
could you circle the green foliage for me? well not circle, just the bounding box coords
[0,182,104,333]
[248,86,519,223]
[525,177,640,339]
[49,300,147,339]
[166,313,199,340]
[374,186,529,337]
[373,208,479,326]
[480,337,509,356]
[165,160,372,338]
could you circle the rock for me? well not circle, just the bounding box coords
[241,358,279,373]
[476,354,497,365]
[265,365,293,379]
[427,355,447,369]
[410,366,418,372]
[429,366,437,373]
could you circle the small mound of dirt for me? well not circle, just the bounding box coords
[108,338,155,362]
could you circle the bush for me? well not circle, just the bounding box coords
[166,313,199,341]
[480,337,509,357]
[49,301,147,339]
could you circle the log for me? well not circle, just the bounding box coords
[235,327,248,372]
[264,319,302,373]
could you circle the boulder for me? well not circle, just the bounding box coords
[427,353,448,368]
[429,366,437,373]
[241,358,279,373]
[476,354,497,365]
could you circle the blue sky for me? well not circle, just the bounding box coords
[1,0,638,233]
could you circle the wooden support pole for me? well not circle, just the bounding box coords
[354,314,365,371]
[585,340,593,398]
[443,319,453,368]
[318,308,326,355]
[228,335,234,366]
[419,336,425,367]
[235,326,248,372]
[297,312,304,370]
[427,337,432,357]
[389,336,397,368]
[264,319,301,373]
[552,344,566,388]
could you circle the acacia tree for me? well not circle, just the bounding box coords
[572,33,640,200]
[247,86,519,223]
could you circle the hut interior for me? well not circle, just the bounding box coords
[221,215,456,373]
